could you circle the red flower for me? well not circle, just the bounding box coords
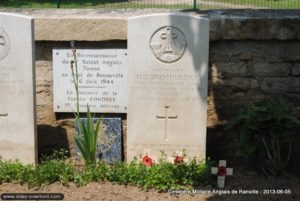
[218,166,227,176]
[174,155,184,165]
[142,155,153,167]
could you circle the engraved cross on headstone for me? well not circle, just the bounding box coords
[156,106,178,141]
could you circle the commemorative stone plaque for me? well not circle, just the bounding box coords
[53,49,128,113]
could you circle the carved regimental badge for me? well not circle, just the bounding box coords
[149,26,187,63]
[0,28,10,61]
[97,124,116,153]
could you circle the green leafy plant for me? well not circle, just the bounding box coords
[70,41,102,166]
[75,107,102,166]
[0,153,211,191]
[0,150,75,187]
[227,99,300,175]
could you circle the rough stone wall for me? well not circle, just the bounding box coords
[209,40,300,121]
[207,41,300,167]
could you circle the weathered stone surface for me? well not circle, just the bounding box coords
[35,18,127,41]
[213,63,248,77]
[253,62,291,77]
[207,92,219,127]
[250,79,259,89]
[222,78,252,91]
[1,9,300,41]
[0,13,36,164]
[36,61,52,87]
[127,13,209,162]
[211,41,300,63]
[291,107,300,118]
[261,78,290,93]
[291,78,300,93]
[239,51,253,61]
[35,61,55,124]
[292,64,300,76]
[209,14,300,41]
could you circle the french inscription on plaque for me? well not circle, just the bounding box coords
[127,13,209,162]
[53,49,128,113]
[0,13,37,164]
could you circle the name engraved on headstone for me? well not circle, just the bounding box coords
[0,66,25,95]
[133,68,201,102]
[53,49,128,113]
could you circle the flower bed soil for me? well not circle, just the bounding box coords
[0,169,299,201]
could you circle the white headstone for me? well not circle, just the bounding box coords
[0,13,37,163]
[53,49,128,113]
[127,13,209,162]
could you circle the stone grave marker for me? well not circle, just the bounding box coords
[75,118,122,164]
[53,49,127,113]
[127,13,209,162]
[0,13,37,164]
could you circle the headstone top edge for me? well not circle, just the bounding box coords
[53,48,127,51]
[0,12,34,20]
[128,13,209,22]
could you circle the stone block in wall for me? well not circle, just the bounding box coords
[238,51,253,61]
[212,63,249,77]
[292,64,300,76]
[36,61,53,87]
[261,78,290,93]
[292,107,300,118]
[207,92,220,127]
[222,78,257,91]
[35,60,56,125]
[291,78,300,93]
[253,62,291,77]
